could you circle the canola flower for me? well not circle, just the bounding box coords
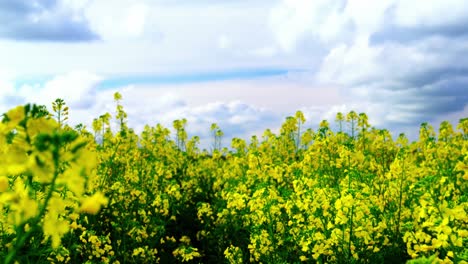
[80,192,109,215]
[1,96,467,263]
[0,176,8,192]
[0,103,106,263]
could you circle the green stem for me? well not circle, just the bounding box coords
[395,157,404,242]
[348,205,354,261]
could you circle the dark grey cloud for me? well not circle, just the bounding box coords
[370,4,468,45]
[363,83,466,129]
[379,55,467,126]
[319,18,468,130]
[351,73,468,127]
[0,0,99,42]
[370,24,468,45]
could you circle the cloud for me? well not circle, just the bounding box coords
[250,46,278,58]
[218,35,231,49]
[392,0,468,28]
[369,0,468,44]
[0,71,102,125]
[123,4,148,37]
[20,71,102,108]
[267,0,396,71]
[0,72,17,114]
[84,1,149,39]
[317,32,468,127]
[343,0,394,35]
[269,0,355,51]
[0,0,99,42]
[269,0,468,49]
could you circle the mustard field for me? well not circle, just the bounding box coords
[0,94,467,263]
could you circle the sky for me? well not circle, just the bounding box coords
[1,0,467,147]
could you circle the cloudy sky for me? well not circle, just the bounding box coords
[1,0,467,147]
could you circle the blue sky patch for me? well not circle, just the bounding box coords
[98,68,292,89]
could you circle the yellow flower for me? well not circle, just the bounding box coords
[0,176,8,192]
[80,192,108,214]
[5,105,25,124]
[173,246,202,262]
[180,235,191,245]
[44,215,69,249]
[132,247,145,257]
[70,221,79,230]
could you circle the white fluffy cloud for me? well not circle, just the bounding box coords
[0,71,102,125]
[18,71,101,108]
[85,1,149,39]
[269,0,348,51]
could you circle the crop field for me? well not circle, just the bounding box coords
[0,94,467,263]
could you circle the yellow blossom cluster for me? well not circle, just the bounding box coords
[0,104,105,263]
